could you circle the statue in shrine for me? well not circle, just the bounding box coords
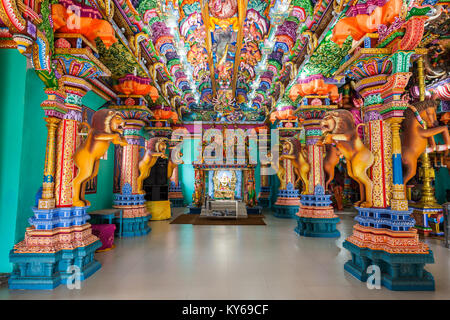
[73,109,128,207]
[213,170,236,199]
[279,138,310,194]
[136,137,168,194]
[319,109,374,208]
[401,99,450,185]
[192,169,205,207]
[246,171,257,207]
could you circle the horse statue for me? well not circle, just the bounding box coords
[401,99,450,185]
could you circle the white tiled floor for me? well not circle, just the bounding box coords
[1,207,449,300]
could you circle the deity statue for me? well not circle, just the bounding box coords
[213,170,236,199]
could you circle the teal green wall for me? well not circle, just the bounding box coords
[0,50,27,273]
[14,69,47,242]
[0,50,114,273]
[435,167,450,204]
[433,134,450,204]
[85,144,114,211]
[179,138,199,204]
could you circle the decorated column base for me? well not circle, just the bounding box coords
[247,206,262,214]
[169,197,185,207]
[274,184,300,219]
[295,186,340,238]
[9,240,101,290]
[343,206,435,291]
[343,241,434,291]
[169,185,184,207]
[121,215,152,237]
[113,189,151,237]
[188,205,202,214]
[8,206,102,290]
[257,186,271,208]
[410,206,444,236]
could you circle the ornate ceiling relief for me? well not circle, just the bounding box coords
[8,0,445,124]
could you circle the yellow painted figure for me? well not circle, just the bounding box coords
[136,137,168,194]
[167,150,184,180]
[73,109,127,207]
[320,109,374,208]
[279,138,310,194]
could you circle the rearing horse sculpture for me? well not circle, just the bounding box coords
[401,99,450,185]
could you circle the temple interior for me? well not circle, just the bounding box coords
[0,0,450,300]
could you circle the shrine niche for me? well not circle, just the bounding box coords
[212,170,238,200]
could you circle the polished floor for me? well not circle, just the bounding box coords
[1,208,449,300]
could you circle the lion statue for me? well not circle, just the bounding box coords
[168,149,184,180]
[319,109,374,208]
[279,137,310,194]
[73,109,127,207]
[323,144,342,192]
[136,137,168,194]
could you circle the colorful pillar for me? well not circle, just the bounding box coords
[336,29,434,289]
[356,76,393,209]
[9,38,111,289]
[273,119,302,219]
[112,75,153,237]
[55,75,91,207]
[38,105,62,209]
[295,91,340,238]
[409,56,443,236]
[257,128,271,208]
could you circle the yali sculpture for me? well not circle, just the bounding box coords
[320,109,374,208]
[136,137,168,194]
[401,99,450,185]
[73,109,128,207]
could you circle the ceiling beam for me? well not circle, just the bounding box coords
[201,1,217,97]
[231,0,249,98]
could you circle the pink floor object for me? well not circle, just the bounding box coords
[91,224,116,251]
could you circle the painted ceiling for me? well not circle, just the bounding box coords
[54,0,449,121]
[102,0,332,122]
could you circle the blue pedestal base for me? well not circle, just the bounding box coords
[188,205,202,214]
[9,240,102,290]
[257,197,270,208]
[247,206,262,214]
[273,204,299,219]
[295,216,340,238]
[121,215,151,237]
[169,198,184,207]
[343,240,435,291]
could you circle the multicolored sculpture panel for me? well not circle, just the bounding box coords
[320,109,375,208]
[279,137,310,194]
[73,109,128,207]
[136,137,168,194]
[401,99,450,185]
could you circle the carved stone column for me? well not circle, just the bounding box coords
[295,93,339,238]
[38,116,61,209]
